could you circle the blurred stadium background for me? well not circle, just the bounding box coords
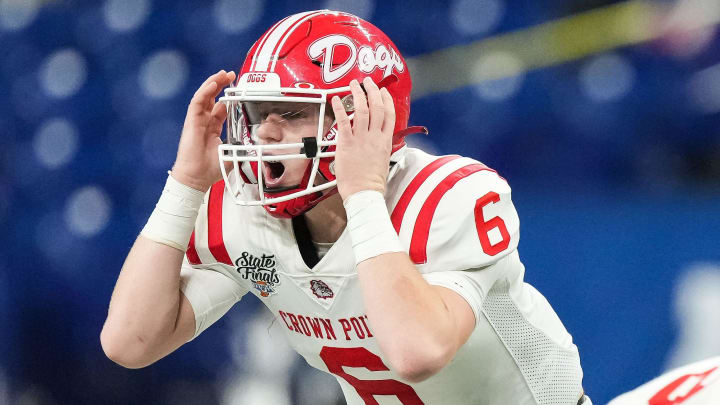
[0,0,719,403]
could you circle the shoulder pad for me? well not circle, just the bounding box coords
[388,152,519,272]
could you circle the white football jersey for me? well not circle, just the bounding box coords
[180,147,584,405]
[609,357,720,405]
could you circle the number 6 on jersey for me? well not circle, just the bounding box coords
[474,191,511,256]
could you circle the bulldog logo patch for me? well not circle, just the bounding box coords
[310,280,334,300]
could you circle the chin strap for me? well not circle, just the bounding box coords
[304,187,338,213]
[267,187,338,218]
[263,160,340,218]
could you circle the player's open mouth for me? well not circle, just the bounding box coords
[263,160,286,187]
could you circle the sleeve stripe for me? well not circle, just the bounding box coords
[207,181,234,265]
[390,155,460,233]
[409,164,494,264]
[186,230,201,265]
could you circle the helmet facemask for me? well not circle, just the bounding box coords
[219,80,352,217]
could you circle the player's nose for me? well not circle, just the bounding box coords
[254,117,284,144]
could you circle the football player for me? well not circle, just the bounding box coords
[609,357,720,405]
[101,10,589,404]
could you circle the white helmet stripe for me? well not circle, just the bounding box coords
[269,10,328,72]
[252,10,320,72]
[250,15,289,72]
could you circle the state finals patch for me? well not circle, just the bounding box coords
[235,252,281,297]
[310,280,334,299]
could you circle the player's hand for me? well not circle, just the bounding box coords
[331,77,396,200]
[171,70,236,192]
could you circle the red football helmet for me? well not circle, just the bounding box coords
[219,10,423,218]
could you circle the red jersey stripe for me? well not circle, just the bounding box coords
[390,155,460,233]
[186,230,201,265]
[207,181,233,265]
[409,164,494,264]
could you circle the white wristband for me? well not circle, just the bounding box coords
[140,173,205,251]
[343,190,403,264]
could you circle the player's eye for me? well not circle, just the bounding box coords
[282,109,307,120]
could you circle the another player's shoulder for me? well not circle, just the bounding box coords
[608,357,720,405]
[387,147,518,270]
